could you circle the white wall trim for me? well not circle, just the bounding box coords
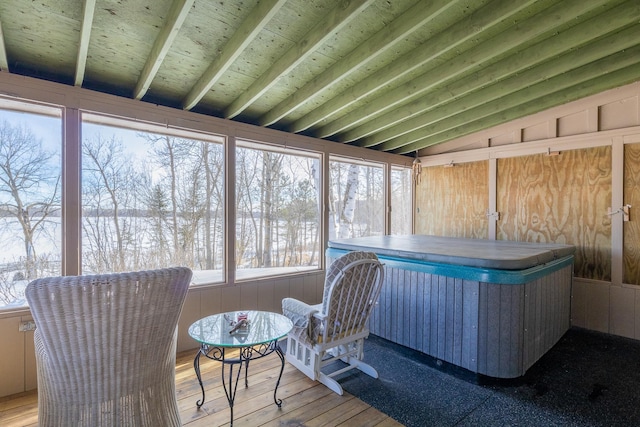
[419,125,640,167]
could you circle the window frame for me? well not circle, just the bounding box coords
[328,155,387,240]
[0,98,63,310]
[390,164,414,235]
[0,82,413,313]
[234,138,323,281]
[80,112,228,285]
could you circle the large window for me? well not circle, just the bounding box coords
[0,102,62,309]
[81,116,225,284]
[391,166,412,235]
[329,157,384,239]
[0,95,408,311]
[235,141,321,279]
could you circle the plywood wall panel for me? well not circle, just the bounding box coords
[522,121,549,142]
[489,131,516,146]
[415,160,489,238]
[558,110,588,137]
[570,279,588,328]
[257,279,276,311]
[624,143,640,285]
[424,82,640,155]
[610,285,636,339]
[24,333,36,390]
[240,281,259,309]
[600,96,639,131]
[585,280,611,333]
[0,317,25,397]
[177,291,203,352]
[497,146,612,281]
[303,273,323,304]
[635,291,640,340]
[274,280,292,311]
[199,286,223,316]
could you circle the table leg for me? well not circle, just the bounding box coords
[274,342,285,407]
[192,341,286,425]
[244,359,250,388]
[220,349,244,426]
[194,347,206,409]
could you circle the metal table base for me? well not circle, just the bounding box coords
[193,340,286,426]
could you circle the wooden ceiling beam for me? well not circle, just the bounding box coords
[365,3,640,150]
[317,0,617,141]
[393,46,640,154]
[134,0,195,100]
[182,0,287,111]
[223,0,375,119]
[258,0,458,127]
[74,0,96,87]
[291,0,540,136]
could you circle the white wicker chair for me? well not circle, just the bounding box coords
[282,251,384,395]
[25,267,192,427]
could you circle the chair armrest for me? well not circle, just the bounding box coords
[312,311,327,321]
[282,298,319,328]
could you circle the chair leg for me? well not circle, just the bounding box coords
[351,359,379,378]
[350,338,378,378]
[285,334,379,395]
[331,339,378,379]
[318,372,344,395]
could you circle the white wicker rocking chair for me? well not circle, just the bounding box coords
[25,267,192,427]
[282,251,384,395]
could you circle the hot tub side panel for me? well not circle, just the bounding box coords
[369,266,480,374]
[477,280,525,378]
[521,264,572,372]
[478,264,572,377]
[368,262,572,378]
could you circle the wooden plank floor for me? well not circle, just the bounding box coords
[0,349,403,427]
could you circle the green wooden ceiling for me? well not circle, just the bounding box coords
[0,0,638,154]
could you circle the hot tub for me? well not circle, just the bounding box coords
[327,235,575,378]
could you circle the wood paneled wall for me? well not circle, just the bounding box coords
[415,161,488,238]
[624,143,640,285]
[414,82,640,341]
[415,147,613,281]
[497,146,612,281]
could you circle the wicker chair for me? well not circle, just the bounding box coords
[25,267,192,427]
[282,251,384,395]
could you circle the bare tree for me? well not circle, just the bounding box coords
[278,156,319,266]
[143,182,171,266]
[261,152,283,267]
[0,270,20,306]
[143,134,184,257]
[282,179,317,265]
[142,134,221,268]
[176,148,206,267]
[82,131,225,273]
[82,134,141,272]
[201,142,224,270]
[0,121,60,279]
[236,148,261,267]
[203,143,213,269]
[306,158,321,265]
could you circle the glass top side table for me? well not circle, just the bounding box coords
[188,310,293,426]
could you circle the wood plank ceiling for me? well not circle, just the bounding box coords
[0,0,638,155]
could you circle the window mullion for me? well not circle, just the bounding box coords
[62,108,82,276]
[226,135,236,285]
